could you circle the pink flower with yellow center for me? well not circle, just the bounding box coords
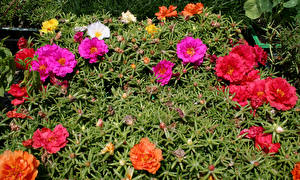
[176,36,207,66]
[152,60,175,86]
[78,37,109,63]
[52,48,77,77]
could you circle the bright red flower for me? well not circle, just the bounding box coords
[265,77,298,111]
[23,139,33,147]
[215,53,248,83]
[253,45,268,65]
[255,133,280,154]
[247,79,268,109]
[130,138,163,174]
[32,124,69,154]
[229,85,249,107]
[239,69,260,85]
[292,162,300,180]
[155,5,177,20]
[15,48,35,70]
[231,44,257,69]
[17,37,28,50]
[239,126,264,139]
[7,84,29,106]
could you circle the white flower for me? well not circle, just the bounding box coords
[74,26,87,32]
[87,21,110,40]
[121,10,137,24]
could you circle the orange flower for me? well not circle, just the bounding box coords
[0,150,40,180]
[130,138,163,174]
[181,3,204,17]
[292,162,300,180]
[155,5,177,20]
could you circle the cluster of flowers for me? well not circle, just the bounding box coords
[239,126,280,154]
[215,43,298,112]
[155,2,204,20]
[31,44,77,81]
[152,36,207,86]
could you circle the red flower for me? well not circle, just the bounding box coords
[229,85,249,107]
[130,138,163,174]
[32,124,69,154]
[253,45,268,65]
[17,37,28,50]
[239,69,260,85]
[265,77,298,111]
[6,109,32,119]
[231,44,257,69]
[15,48,35,70]
[7,84,29,106]
[155,5,177,20]
[291,162,300,180]
[22,139,33,147]
[247,79,268,109]
[255,133,280,154]
[215,53,248,83]
[239,126,264,139]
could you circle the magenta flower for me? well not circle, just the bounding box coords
[78,37,109,63]
[176,36,207,66]
[52,48,77,77]
[31,58,51,81]
[152,60,175,86]
[74,31,84,43]
[32,124,69,154]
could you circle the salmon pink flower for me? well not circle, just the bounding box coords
[177,36,207,66]
[155,5,177,20]
[265,77,298,111]
[32,124,69,154]
[15,48,35,70]
[130,138,163,174]
[152,60,174,86]
[255,133,280,154]
[0,150,39,180]
[8,84,28,106]
[78,37,109,63]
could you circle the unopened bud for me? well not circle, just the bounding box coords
[96,118,103,127]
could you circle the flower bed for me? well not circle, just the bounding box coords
[0,3,299,179]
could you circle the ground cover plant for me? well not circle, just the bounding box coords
[0,3,299,179]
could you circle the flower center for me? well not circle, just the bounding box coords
[58,58,66,66]
[48,136,56,142]
[257,91,264,97]
[4,163,23,177]
[186,48,195,56]
[90,47,98,54]
[159,67,167,74]
[226,65,234,75]
[39,64,47,71]
[276,89,285,97]
[95,32,102,38]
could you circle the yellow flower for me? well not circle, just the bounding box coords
[100,142,115,155]
[40,19,58,33]
[145,24,159,37]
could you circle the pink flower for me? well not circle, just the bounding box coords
[239,126,264,139]
[255,133,280,154]
[152,60,174,86]
[215,53,248,83]
[231,44,257,69]
[74,32,84,43]
[265,77,298,111]
[176,36,207,66]
[51,48,77,77]
[239,69,260,85]
[229,85,249,107]
[247,79,267,109]
[253,45,268,65]
[32,124,69,154]
[31,58,51,81]
[78,37,109,63]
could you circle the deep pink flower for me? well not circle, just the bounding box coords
[7,84,28,106]
[229,85,249,107]
[74,32,84,43]
[255,133,280,154]
[176,36,207,66]
[32,124,69,154]
[253,45,268,65]
[231,44,257,69]
[239,126,264,139]
[247,79,267,109]
[78,37,109,63]
[215,53,248,83]
[31,58,51,81]
[265,77,298,111]
[152,60,174,86]
[239,69,260,85]
[51,48,77,77]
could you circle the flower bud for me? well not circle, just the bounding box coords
[276,126,284,133]
[209,165,215,171]
[96,118,103,127]
[187,139,193,145]
[119,159,126,166]
[159,122,166,129]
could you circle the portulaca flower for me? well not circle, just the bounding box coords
[121,10,137,24]
[87,22,110,40]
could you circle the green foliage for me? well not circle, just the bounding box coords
[0,9,299,180]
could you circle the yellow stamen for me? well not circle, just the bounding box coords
[90,47,98,54]
[39,64,46,71]
[276,89,285,97]
[95,32,102,38]
[257,91,264,97]
[186,48,195,56]
[58,58,66,66]
[226,65,234,75]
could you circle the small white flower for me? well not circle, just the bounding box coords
[74,26,87,32]
[121,10,137,24]
[276,126,284,133]
[87,21,110,40]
